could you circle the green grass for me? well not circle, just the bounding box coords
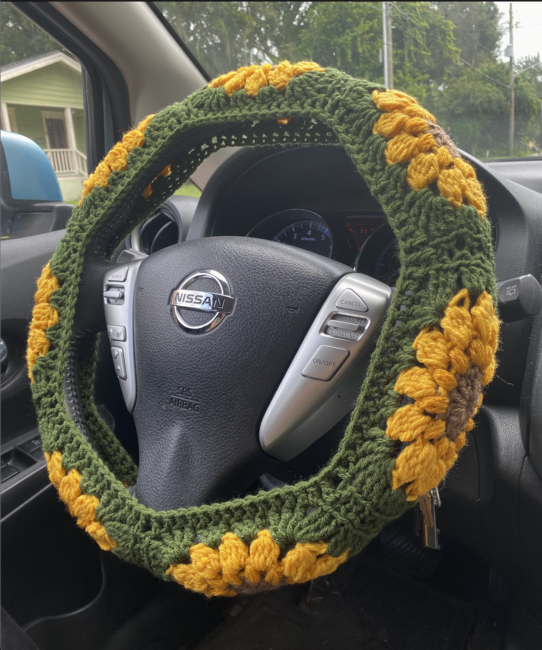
[63,182,202,205]
[174,182,202,198]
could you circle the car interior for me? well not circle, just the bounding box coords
[2,2,542,649]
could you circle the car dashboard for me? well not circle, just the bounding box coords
[2,142,542,630]
[128,145,502,290]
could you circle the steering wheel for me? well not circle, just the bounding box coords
[27,61,499,597]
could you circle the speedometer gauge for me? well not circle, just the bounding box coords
[273,220,333,258]
[247,209,334,259]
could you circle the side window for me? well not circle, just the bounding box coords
[1,4,88,232]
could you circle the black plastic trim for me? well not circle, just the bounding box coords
[525,309,542,478]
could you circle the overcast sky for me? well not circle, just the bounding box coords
[495,2,542,62]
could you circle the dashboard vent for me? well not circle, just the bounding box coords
[139,205,180,255]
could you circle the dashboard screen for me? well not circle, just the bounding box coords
[342,215,386,252]
[273,219,333,258]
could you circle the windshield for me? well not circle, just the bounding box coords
[155,1,542,161]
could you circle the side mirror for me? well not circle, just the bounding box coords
[1,130,73,239]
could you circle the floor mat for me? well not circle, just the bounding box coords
[193,553,481,650]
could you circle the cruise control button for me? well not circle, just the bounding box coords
[302,345,349,381]
[111,346,127,380]
[104,288,125,306]
[106,266,128,283]
[107,325,127,342]
[104,288,125,299]
[325,327,361,341]
[335,289,368,312]
[327,319,359,332]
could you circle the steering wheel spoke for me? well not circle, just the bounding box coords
[103,259,144,412]
[260,273,392,461]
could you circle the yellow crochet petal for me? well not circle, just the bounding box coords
[385,131,435,165]
[209,60,324,97]
[282,541,330,583]
[417,395,449,416]
[372,88,486,217]
[395,366,438,400]
[167,530,349,596]
[407,152,440,190]
[386,403,438,442]
[414,328,450,370]
[388,289,498,500]
[45,450,65,489]
[85,521,117,552]
[58,469,82,515]
[373,112,409,139]
[27,263,60,382]
[432,368,457,392]
[79,114,154,204]
[219,533,249,586]
[245,529,283,584]
[45,451,118,551]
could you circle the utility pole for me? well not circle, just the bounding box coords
[508,2,515,157]
[382,2,394,89]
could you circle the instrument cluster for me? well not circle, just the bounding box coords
[248,209,400,287]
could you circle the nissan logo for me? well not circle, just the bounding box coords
[171,270,235,333]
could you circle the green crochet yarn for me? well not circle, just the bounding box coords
[28,63,497,595]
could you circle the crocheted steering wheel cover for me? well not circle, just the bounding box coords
[28,62,499,598]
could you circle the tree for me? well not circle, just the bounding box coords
[281,2,383,81]
[4,1,539,157]
[514,55,542,154]
[1,3,61,65]
[156,2,306,77]
[155,1,540,156]
[433,2,502,66]
[387,2,459,104]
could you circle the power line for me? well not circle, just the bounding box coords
[388,2,413,22]
[452,28,499,58]
[358,0,536,91]
[458,57,510,88]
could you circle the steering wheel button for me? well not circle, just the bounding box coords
[107,325,127,342]
[106,266,128,283]
[327,319,359,332]
[335,289,368,312]
[111,346,127,380]
[104,288,125,302]
[326,327,361,341]
[302,345,349,381]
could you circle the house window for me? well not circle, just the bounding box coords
[1,6,89,203]
[46,118,66,149]
[42,111,68,149]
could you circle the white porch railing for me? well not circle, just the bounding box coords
[44,148,87,177]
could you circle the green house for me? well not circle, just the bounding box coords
[1,51,87,201]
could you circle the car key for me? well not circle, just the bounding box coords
[416,487,441,550]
